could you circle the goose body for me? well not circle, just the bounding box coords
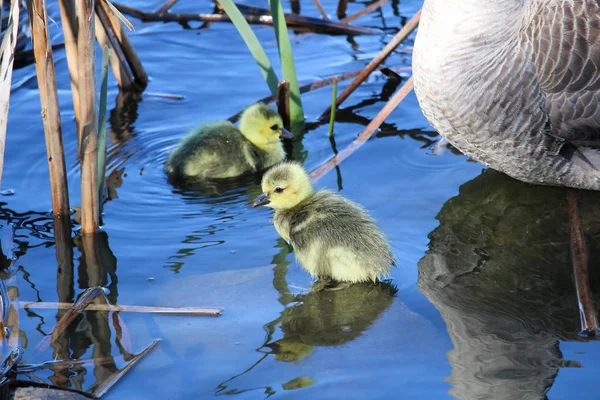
[413,0,600,190]
[165,103,293,181]
[253,162,394,283]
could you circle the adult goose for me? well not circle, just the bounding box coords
[413,0,600,190]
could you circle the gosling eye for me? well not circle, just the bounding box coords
[274,187,284,194]
[270,124,280,131]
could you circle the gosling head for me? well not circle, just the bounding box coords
[239,103,294,149]
[252,162,314,209]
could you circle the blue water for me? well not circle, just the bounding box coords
[3,0,600,398]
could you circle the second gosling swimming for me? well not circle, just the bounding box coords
[165,103,293,181]
[252,162,395,283]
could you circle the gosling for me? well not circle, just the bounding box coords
[252,162,395,284]
[165,103,294,181]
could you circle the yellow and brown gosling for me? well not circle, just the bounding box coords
[165,103,293,181]
[252,162,395,284]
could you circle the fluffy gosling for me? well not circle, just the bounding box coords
[165,103,294,181]
[252,162,395,283]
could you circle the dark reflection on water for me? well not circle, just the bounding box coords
[418,170,600,400]
[216,277,397,396]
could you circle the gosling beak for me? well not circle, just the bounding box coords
[279,127,295,140]
[252,192,271,207]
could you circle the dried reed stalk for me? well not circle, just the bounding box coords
[28,0,71,217]
[310,77,413,181]
[318,9,420,120]
[276,80,291,130]
[95,7,134,89]
[57,0,81,125]
[0,0,20,190]
[20,301,222,316]
[98,0,148,88]
[340,0,388,24]
[77,0,100,233]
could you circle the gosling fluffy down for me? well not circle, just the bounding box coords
[253,162,395,283]
[165,103,293,181]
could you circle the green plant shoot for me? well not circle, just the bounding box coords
[328,78,337,137]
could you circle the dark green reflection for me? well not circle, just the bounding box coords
[418,169,600,400]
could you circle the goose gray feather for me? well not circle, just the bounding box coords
[413,0,600,189]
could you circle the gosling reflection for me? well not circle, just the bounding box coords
[263,281,397,361]
[216,280,396,395]
[418,170,600,400]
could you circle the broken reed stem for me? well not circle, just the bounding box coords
[0,0,20,191]
[566,189,599,334]
[95,5,134,89]
[98,0,148,88]
[310,77,414,181]
[93,339,160,398]
[276,81,291,130]
[228,66,411,122]
[20,301,222,316]
[318,8,420,121]
[28,0,71,217]
[312,0,329,20]
[77,0,100,233]
[112,2,377,35]
[340,0,388,24]
[57,0,81,125]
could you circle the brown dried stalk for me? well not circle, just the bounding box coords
[566,189,598,334]
[98,0,148,88]
[310,77,414,181]
[20,301,222,316]
[318,9,421,120]
[0,0,20,190]
[57,0,81,125]
[340,0,388,24]
[112,2,378,35]
[28,0,71,217]
[276,81,291,130]
[95,5,134,89]
[78,0,100,233]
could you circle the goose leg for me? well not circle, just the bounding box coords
[565,189,598,336]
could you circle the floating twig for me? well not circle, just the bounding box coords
[20,301,222,316]
[0,0,20,190]
[0,347,22,379]
[318,9,420,120]
[156,0,179,15]
[28,0,71,217]
[92,339,160,398]
[310,77,414,181]
[340,0,388,24]
[51,287,104,345]
[112,2,378,35]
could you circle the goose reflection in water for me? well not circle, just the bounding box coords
[216,280,397,395]
[418,169,600,400]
